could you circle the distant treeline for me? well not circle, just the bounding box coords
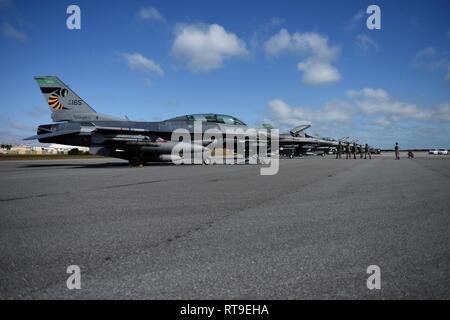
[1,144,13,150]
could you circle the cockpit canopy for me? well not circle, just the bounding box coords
[168,113,247,126]
[290,124,311,136]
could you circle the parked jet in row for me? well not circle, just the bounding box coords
[25,76,376,165]
[270,124,379,157]
[262,124,344,157]
[25,76,271,166]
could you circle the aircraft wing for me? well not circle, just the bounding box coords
[23,129,81,140]
[24,124,163,142]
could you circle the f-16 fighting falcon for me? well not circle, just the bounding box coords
[25,76,264,166]
[276,125,380,158]
[277,124,346,158]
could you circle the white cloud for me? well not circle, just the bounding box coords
[413,47,450,84]
[352,10,365,23]
[264,29,291,55]
[413,47,437,66]
[138,6,165,22]
[297,61,341,85]
[267,98,353,128]
[1,22,28,42]
[415,47,436,58]
[374,117,391,127]
[171,23,248,72]
[358,100,428,120]
[347,88,390,101]
[413,47,448,69]
[121,53,164,76]
[348,88,425,119]
[434,103,450,121]
[355,34,378,51]
[264,29,339,60]
[265,88,450,137]
[346,10,365,31]
[264,29,341,85]
[348,88,450,123]
[270,17,284,26]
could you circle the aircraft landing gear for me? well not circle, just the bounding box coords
[129,155,143,167]
[203,156,212,165]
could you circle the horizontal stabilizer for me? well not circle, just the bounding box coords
[23,129,80,140]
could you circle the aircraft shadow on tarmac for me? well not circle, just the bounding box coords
[20,162,176,169]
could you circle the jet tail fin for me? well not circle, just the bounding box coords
[262,123,274,129]
[34,76,98,122]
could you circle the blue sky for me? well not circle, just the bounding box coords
[0,0,449,148]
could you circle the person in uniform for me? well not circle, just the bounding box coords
[336,141,342,159]
[358,144,363,159]
[364,143,371,159]
[352,143,357,159]
[346,143,351,159]
[394,142,400,160]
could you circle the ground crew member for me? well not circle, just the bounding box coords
[364,144,371,159]
[346,143,351,159]
[359,144,363,159]
[395,142,400,160]
[352,143,357,159]
[336,141,342,159]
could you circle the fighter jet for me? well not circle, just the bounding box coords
[25,76,255,166]
[276,124,342,157]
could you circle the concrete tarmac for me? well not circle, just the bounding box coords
[0,153,449,299]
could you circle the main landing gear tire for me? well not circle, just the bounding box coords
[129,156,143,167]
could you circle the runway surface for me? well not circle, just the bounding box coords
[1,153,449,299]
